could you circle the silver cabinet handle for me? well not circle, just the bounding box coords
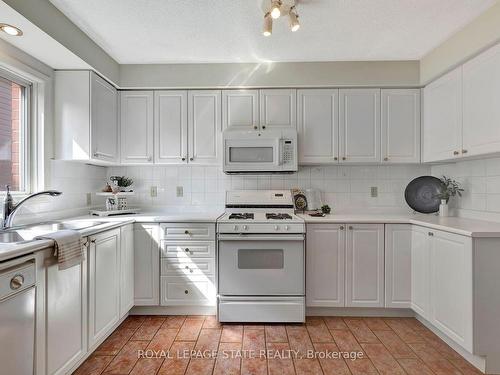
[384,157,389,161]
[462,149,468,154]
[253,125,258,130]
[262,125,266,129]
[190,157,194,161]
[147,156,152,161]
[428,232,434,236]
[184,248,190,253]
[453,151,460,155]
[334,157,338,161]
[184,230,190,235]
[182,157,186,161]
[349,226,353,230]
[184,289,189,294]
[10,274,24,290]
[342,157,347,161]
[339,226,344,230]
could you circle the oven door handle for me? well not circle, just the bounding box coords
[218,234,304,241]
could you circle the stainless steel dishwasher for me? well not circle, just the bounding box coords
[0,259,36,375]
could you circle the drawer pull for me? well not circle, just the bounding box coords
[453,151,459,155]
[339,226,344,230]
[184,290,189,294]
[184,230,190,235]
[184,265,193,273]
[184,248,190,253]
[348,226,353,230]
[428,232,434,236]
[10,274,24,290]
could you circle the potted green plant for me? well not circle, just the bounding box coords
[436,176,464,217]
[110,176,134,192]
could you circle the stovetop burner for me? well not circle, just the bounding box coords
[266,213,293,220]
[229,213,254,220]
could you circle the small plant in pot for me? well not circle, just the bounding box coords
[110,176,134,192]
[436,176,464,216]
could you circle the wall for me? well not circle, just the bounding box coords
[431,157,500,223]
[119,61,420,89]
[106,164,429,213]
[420,1,500,84]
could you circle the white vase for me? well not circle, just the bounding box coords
[439,199,449,217]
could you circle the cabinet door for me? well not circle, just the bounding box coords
[259,89,297,129]
[345,224,384,307]
[188,90,222,165]
[306,224,345,307]
[45,255,87,375]
[463,43,500,157]
[411,225,430,319]
[88,229,120,349]
[154,90,188,164]
[430,230,473,351]
[120,91,154,164]
[297,89,339,164]
[385,224,411,308]
[120,224,134,317]
[222,90,259,130]
[134,223,160,305]
[381,89,421,163]
[91,72,118,162]
[339,89,381,163]
[423,67,463,162]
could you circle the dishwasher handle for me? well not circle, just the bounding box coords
[218,234,305,241]
[0,262,35,301]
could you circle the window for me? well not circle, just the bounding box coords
[0,70,29,193]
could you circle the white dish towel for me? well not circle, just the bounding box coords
[35,230,85,270]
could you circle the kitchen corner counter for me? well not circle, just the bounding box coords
[298,213,500,238]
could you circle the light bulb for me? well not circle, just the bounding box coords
[270,1,281,19]
[0,23,23,36]
[289,11,300,32]
[263,13,272,36]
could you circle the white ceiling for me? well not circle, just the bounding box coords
[48,0,496,64]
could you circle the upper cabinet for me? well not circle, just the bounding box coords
[55,71,118,163]
[339,89,381,163]
[462,43,500,157]
[381,89,421,163]
[222,90,259,130]
[423,67,463,162]
[260,89,297,129]
[120,91,154,164]
[297,89,339,164]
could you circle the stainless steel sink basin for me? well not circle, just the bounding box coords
[0,231,27,243]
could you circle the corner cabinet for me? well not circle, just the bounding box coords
[55,70,118,163]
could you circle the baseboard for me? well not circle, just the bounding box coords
[130,305,217,315]
[306,307,414,317]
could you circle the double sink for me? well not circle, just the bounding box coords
[0,220,106,244]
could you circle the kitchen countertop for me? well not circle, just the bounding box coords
[298,213,500,238]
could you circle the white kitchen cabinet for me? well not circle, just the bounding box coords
[55,70,118,163]
[423,67,463,162]
[154,90,188,164]
[429,230,473,351]
[339,89,381,163]
[462,42,500,157]
[188,90,222,165]
[306,224,345,307]
[381,89,421,163]
[44,253,87,375]
[134,223,160,305]
[385,224,411,308]
[120,91,154,164]
[345,224,384,307]
[297,89,339,164]
[120,224,134,317]
[88,229,121,349]
[411,225,430,319]
[222,90,259,130]
[259,89,297,129]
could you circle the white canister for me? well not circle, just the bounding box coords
[439,199,449,217]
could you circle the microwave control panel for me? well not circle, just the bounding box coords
[282,140,294,165]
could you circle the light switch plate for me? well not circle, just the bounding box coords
[371,186,378,197]
[150,186,158,197]
[176,186,183,197]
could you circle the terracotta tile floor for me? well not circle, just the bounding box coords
[74,316,482,375]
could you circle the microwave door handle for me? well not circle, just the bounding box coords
[277,139,283,166]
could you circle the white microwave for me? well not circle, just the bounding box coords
[223,129,298,174]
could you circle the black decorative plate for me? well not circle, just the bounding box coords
[404,176,444,213]
[294,193,308,211]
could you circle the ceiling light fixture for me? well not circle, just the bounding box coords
[0,23,23,36]
[289,6,300,32]
[263,12,273,37]
[270,0,282,19]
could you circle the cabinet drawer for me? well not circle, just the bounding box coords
[161,258,215,276]
[160,276,216,306]
[160,223,215,240]
[161,241,215,258]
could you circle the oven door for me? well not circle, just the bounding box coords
[223,138,281,173]
[218,234,304,296]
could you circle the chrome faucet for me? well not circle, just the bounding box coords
[2,185,63,229]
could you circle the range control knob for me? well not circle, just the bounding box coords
[284,225,289,231]
[274,225,279,231]
[233,225,238,231]
[243,225,248,231]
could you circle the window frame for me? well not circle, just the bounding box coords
[0,67,32,195]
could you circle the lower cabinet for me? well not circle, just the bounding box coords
[44,253,87,375]
[345,224,385,307]
[385,224,412,308]
[88,228,121,349]
[120,224,135,316]
[134,223,160,305]
[411,225,430,318]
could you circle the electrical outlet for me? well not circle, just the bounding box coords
[371,186,378,198]
[176,186,183,197]
[86,193,92,206]
[150,186,158,198]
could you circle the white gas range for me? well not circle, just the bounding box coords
[216,190,305,323]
